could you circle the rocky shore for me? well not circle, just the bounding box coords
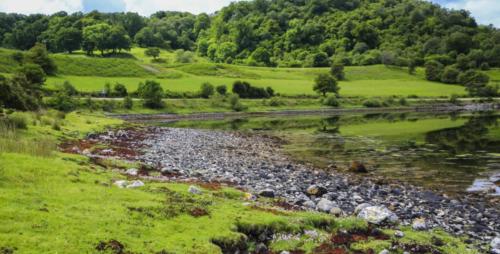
[83,127,499,251]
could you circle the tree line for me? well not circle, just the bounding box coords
[0,0,498,68]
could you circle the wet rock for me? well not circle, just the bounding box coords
[357,205,399,225]
[349,161,368,173]
[491,237,500,254]
[126,180,144,188]
[412,218,428,231]
[125,168,138,176]
[113,180,128,188]
[188,185,202,195]
[306,184,327,197]
[316,198,335,213]
[258,189,275,198]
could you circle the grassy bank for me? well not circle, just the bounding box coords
[0,110,480,253]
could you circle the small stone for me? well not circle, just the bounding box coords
[412,218,428,231]
[258,189,275,198]
[113,180,128,188]
[125,168,138,176]
[316,198,335,213]
[280,251,290,254]
[379,250,390,254]
[394,230,405,238]
[306,184,327,197]
[188,185,202,195]
[126,180,144,188]
[329,207,343,217]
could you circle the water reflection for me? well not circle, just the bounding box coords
[162,112,500,194]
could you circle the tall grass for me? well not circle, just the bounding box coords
[0,116,55,157]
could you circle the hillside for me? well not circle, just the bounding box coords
[0,47,472,97]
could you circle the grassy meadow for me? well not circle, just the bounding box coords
[0,47,475,98]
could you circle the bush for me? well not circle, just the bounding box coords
[449,94,460,104]
[229,94,247,112]
[123,96,133,109]
[175,49,195,63]
[113,83,128,97]
[330,62,345,80]
[363,99,383,108]
[313,74,339,96]
[216,85,227,95]
[441,66,459,84]
[101,100,116,112]
[232,81,271,99]
[48,92,77,112]
[424,60,444,81]
[59,81,78,96]
[323,95,340,107]
[200,82,215,98]
[268,97,286,107]
[399,97,408,106]
[137,80,164,109]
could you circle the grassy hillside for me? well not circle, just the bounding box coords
[0,47,487,97]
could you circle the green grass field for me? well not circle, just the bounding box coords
[0,47,479,97]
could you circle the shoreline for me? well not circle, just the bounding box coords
[110,102,500,122]
[79,126,499,249]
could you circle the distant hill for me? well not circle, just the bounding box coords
[0,0,498,69]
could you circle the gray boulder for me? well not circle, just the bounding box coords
[354,203,371,215]
[329,207,343,217]
[125,168,138,176]
[357,205,399,225]
[412,218,428,231]
[126,180,144,188]
[316,198,335,213]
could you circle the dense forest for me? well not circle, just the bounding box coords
[0,0,499,69]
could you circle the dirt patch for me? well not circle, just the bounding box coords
[95,240,128,254]
[189,207,209,217]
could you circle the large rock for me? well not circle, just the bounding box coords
[491,237,500,254]
[258,189,275,198]
[306,184,327,197]
[114,180,128,188]
[329,207,343,217]
[354,203,371,215]
[357,205,399,225]
[316,198,335,213]
[125,168,138,176]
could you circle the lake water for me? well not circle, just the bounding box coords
[160,111,500,195]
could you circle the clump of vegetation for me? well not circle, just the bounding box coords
[216,85,227,95]
[232,81,273,99]
[229,94,247,112]
[137,80,164,109]
[323,95,340,107]
[123,96,133,109]
[330,62,345,80]
[144,47,160,60]
[363,99,383,108]
[199,82,215,98]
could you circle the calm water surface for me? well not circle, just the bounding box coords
[160,112,500,195]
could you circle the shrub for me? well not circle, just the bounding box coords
[200,82,215,98]
[137,80,164,109]
[229,94,247,112]
[363,99,383,108]
[323,95,340,107]
[441,66,459,84]
[48,92,77,112]
[399,97,408,106]
[449,94,460,104]
[60,81,78,96]
[232,81,271,99]
[101,100,116,112]
[145,47,160,59]
[1,114,28,129]
[216,85,227,95]
[330,62,345,80]
[424,60,444,81]
[268,97,286,107]
[123,96,133,109]
[175,49,195,63]
[113,83,128,97]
